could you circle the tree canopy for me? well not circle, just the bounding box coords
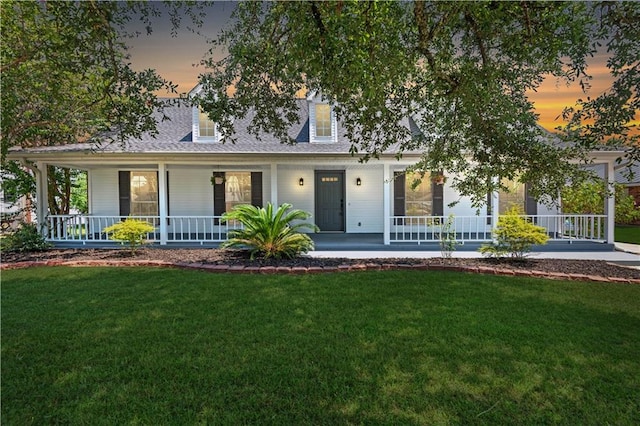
[1,0,206,214]
[197,1,638,207]
[0,0,205,162]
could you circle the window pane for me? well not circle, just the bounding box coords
[315,104,331,137]
[130,171,158,217]
[499,179,525,213]
[225,172,252,212]
[405,172,432,216]
[199,108,215,138]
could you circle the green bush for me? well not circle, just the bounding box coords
[221,203,319,260]
[103,218,156,255]
[439,214,458,259]
[480,206,549,260]
[1,222,51,252]
[562,180,640,224]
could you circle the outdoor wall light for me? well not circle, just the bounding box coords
[356,177,362,186]
[299,177,304,186]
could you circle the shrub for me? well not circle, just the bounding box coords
[439,214,458,259]
[221,203,319,260]
[480,206,549,260]
[102,218,156,255]
[562,180,640,224]
[1,222,51,252]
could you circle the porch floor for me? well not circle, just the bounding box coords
[53,232,615,252]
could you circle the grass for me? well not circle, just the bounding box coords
[616,224,640,244]
[3,267,640,424]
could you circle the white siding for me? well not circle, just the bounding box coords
[278,168,314,222]
[345,167,383,232]
[89,169,119,215]
[169,168,214,216]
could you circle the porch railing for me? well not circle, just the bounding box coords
[45,213,607,244]
[45,215,242,243]
[390,214,607,244]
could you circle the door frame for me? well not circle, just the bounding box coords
[314,170,346,232]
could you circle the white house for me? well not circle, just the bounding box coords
[7,89,622,247]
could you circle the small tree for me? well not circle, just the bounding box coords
[480,206,549,260]
[439,214,459,259]
[103,218,155,255]
[221,203,319,260]
[562,180,640,224]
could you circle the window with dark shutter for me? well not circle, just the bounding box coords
[393,172,405,216]
[213,172,226,217]
[118,171,131,217]
[524,183,537,216]
[432,180,444,217]
[251,172,263,207]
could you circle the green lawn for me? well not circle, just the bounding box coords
[616,224,640,244]
[3,267,640,424]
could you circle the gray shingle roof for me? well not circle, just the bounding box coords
[15,99,411,156]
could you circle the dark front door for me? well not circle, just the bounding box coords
[315,170,345,232]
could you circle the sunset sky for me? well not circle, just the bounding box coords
[125,2,615,133]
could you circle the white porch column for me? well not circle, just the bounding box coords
[270,163,278,206]
[158,162,168,245]
[491,187,500,241]
[383,163,391,245]
[605,161,615,244]
[35,162,49,237]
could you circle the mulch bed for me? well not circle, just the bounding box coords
[2,248,639,283]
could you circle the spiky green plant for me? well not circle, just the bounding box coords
[220,203,319,260]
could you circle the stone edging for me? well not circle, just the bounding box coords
[2,259,639,284]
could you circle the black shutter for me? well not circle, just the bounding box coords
[251,172,263,207]
[118,171,130,216]
[213,172,226,217]
[432,180,444,217]
[393,172,405,216]
[525,183,537,216]
[486,191,492,225]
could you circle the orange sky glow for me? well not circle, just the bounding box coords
[126,4,624,134]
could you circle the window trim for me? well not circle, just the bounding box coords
[393,171,443,217]
[193,106,219,143]
[310,101,337,143]
[213,171,263,219]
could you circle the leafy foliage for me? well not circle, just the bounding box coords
[221,203,319,260]
[103,219,156,255]
[439,214,458,259]
[0,1,207,161]
[480,206,550,260]
[196,1,630,207]
[562,180,640,224]
[561,2,640,164]
[1,222,51,252]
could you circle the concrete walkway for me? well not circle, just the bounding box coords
[309,243,640,264]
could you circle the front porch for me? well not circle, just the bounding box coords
[45,213,611,250]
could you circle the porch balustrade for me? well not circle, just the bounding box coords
[45,215,241,244]
[390,214,607,243]
[45,213,607,245]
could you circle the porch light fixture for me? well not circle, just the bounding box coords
[299,177,304,186]
[356,177,362,186]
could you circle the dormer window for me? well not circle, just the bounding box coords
[193,105,219,143]
[199,108,215,138]
[309,99,337,143]
[315,104,332,137]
